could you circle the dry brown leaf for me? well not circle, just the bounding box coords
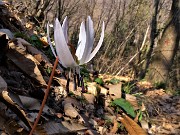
[82,93,95,104]
[145,89,166,97]
[63,101,85,124]
[19,96,52,114]
[25,22,33,30]
[44,121,70,134]
[137,81,152,89]
[126,94,139,110]
[16,38,31,46]
[40,37,49,46]
[62,121,87,131]
[64,102,79,118]
[98,126,107,134]
[87,82,98,96]
[99,85,108,95]
[33,125,48,135]
[0,91,32,129]
[134,112,140,123]
[0,76,7,92]
[110,119,118,134]
[140,120,149,131]
[14,38,55,74]
[34,54,43,63]
[99,74,132,82]
[43,121,87,135]
[87,82,108,96]
[25,45,52,65]
[53,77,82,96]
[0,111,29,135]
[134,102,146,123]
[108,82,122,100]
[84,130,94,135]
[118,113,147,135]
[7,41,47,86]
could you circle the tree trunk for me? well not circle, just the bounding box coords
[140,0,159,79]
[146,0,180,84]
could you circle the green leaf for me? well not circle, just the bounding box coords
[30,35,39,41]
[139,111,143,121]
[109,78,120,84]
[122,82,135,94]
[46,67,52,74]
[29,35,43,49]
[80,67,90,78]
[95,78,104,85]
[112,98,136,117]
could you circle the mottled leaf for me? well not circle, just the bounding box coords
[112,98,136,117]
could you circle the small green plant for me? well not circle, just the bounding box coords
[109,78,120,84]
[138,110,143,121]
[132,92,143,97]
[104,118,113,125]
[117,122,126,131]
[111,98,136,117]
[165,88,180,96]
[44,47,55,60]
[46,66,52,74]
[14,32,54,60]
[135,109,143,122]
[153,81,166,89]
[14,32,30,40]
[80,67,90,79]
[30,35,44,49]
[122,82,135,94]
[95,78,104,85]
[79,67,91,88]
[68,91,75,96]
[76,95,87,105]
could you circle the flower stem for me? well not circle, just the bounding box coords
[66,77,70,93]
[76,73,80,87]
[29,57,59,135]
[81,77,86,93]
[73,73,77,90]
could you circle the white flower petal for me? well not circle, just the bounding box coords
[62,16,68,43]
[75,21,86,60]
[47,22,62,65]
[79,16,94,65]
[85,21,105,63]
[47,22,57,57]
[54,18,78,68]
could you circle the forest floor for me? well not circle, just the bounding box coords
[0,2,180,135]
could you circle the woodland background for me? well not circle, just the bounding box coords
[5,0,179,91]
[0,0,179,134]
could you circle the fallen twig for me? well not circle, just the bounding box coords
[29,57,59,135]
